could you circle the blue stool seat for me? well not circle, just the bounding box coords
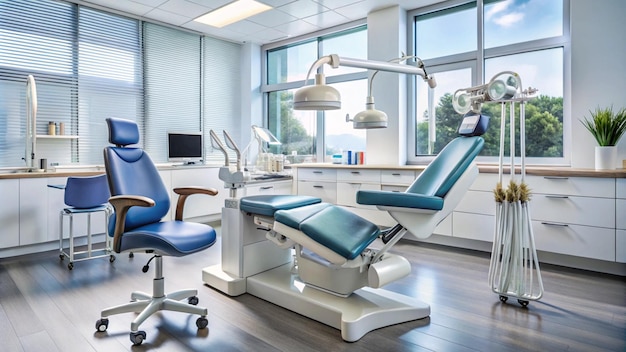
[275,204,380,260]
[240,195,321,217]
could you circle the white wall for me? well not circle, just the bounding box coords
[570,0,626,168]
[362,0,626,168]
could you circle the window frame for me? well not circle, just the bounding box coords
[407,0,571,165]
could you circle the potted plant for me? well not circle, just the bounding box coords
[580,106,626,170]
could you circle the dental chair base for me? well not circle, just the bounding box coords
[246,262,430,342]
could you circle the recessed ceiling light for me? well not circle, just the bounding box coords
[193,0,272,28]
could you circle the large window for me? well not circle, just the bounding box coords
[263,25,368,165]
[0,0,241,168]
[409,0,569,164]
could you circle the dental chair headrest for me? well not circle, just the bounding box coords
[107,117,140,146]
[458,112,489,137]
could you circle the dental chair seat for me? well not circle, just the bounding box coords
[275,204,380,260]
[239,195,321,217]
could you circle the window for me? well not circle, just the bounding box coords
[263,25,368,165]
[0,0,241,167]
[409,0,569,164]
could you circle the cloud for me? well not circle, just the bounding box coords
[493,12,525,28]
[485,0,512,21]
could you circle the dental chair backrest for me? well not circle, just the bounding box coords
[406,136,484,199]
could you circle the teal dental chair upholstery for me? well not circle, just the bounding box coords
[95,117,218,346]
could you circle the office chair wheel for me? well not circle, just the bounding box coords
[109,255,116,263]
[95,318,109,332]
[129,252,134,258]
[196,317,208,329]
[499,295,508,303]
[59,254,65,261]
[188,296,199,305]
[130,331,146,345]
[67,262,74,270]
[518,299,529,307]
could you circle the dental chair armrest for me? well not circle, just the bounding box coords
[173,187,219,221]
[356,190,444,211]
[108,195,155,251]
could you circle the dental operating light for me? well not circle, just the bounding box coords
[452,71,523,114]
[294,54,436,129]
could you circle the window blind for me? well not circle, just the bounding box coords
[143,23,201,163]
[203,37,241,163]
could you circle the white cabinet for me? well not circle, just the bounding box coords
[19,178,49,245]
[336,169,380,209]
[243,180,292,197]
[297,168,337,204]
[615,179,626,263]
[0,179,20,248]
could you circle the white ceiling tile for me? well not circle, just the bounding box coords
[144,8,191,26]
[128,0,169,7]
[222,20,267,35]
[312,0,364,10]
[273,19,321,38]
[247,8,298,27]
[252,27,290,42]
[83,0,154,16]
[277,0,330,19]
[259,0,297,7]
[333,2,370,20]
[157,0,212,18]
[186,0,230,8]
[302,10,349,28]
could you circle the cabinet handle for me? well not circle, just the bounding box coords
[260,186,273,190]
[313,171,323,174]
[545,195,569,199]
[391,173,401,176]
[541,222,569,227]
[313,185,324,188]
[544,176,569,180]
[351,171,361,175]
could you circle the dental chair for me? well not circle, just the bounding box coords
[95,117,218,346]
[203,113,487,341]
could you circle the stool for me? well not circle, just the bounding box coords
[54,175,115,270]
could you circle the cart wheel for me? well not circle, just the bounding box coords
[95,318,109,332]
[68,262,74,270]
[518,299,529,307]
[59,254,65,261]
[130,331,146,345]
[109,255,116,263]
[499,295,508,303]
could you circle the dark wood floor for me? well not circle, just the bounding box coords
[0,227,624,352]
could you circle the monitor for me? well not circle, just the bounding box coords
[167,132,203,164]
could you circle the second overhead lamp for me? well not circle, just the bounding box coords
[293,54,436,129]
[452,71,522,115]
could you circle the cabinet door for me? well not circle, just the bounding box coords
[0,179,20,248]
[337,182,380,208]
[20,178,48,245]
[297,181,337,204]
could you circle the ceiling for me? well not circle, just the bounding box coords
[77,0,443,45]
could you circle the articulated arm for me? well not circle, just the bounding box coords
[108,195,155,253]
[173,187,218,221]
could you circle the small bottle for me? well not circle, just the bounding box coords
[59,122,65,135]
[48,121,56,135]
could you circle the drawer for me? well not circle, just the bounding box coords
[617,199,626,229]
[452,212,494,242]
[455,190,496,216]
[337,169,380,183]
[526,175,614,198]
[381,170,416,185]
[337,182,380,208]
[381,184,408,193]
[617,230,626,263]
[617,178,626,199]
[245,180,292,196]
[531,194,614,228]
[533,221,615,261]
[298,168,336,182]
[297,181,337,204]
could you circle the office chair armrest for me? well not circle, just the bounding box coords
[173,187,219,221]
[108,195,156,250]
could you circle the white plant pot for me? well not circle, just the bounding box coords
[595,146,617,170]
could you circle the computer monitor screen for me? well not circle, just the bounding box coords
[167,132,203,164]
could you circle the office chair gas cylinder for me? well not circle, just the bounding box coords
[94,117,218,346]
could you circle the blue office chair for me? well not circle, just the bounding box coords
[95,117,218,346]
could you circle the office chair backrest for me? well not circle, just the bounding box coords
[405,136,484,198]
[104,117,170,233]
[65,174,110,209]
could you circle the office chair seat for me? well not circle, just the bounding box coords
[95,117,218,346]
